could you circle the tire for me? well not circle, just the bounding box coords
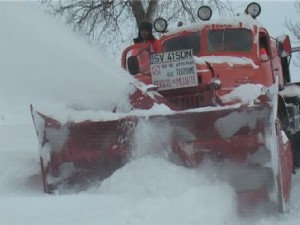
[291,131,300,168]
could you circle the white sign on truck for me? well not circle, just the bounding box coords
[150,49,198,91]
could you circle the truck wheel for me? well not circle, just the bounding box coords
[291,131,300,168]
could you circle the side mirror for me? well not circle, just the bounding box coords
[276,35,292,57]
[127,56,139,75]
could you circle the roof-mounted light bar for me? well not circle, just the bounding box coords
[245,2,261,19]
[197,6,212,21]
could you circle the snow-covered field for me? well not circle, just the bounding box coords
[1,2,300,225]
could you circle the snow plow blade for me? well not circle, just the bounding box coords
[31,103,292,214]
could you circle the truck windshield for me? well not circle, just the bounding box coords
[207,28,252,52]
[163,32,201,55]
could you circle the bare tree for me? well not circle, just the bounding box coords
[286,1,300,66]
[42,0,234,55]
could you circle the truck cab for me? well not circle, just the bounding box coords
[122,3,293,110]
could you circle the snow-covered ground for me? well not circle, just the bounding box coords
[1,2,300,225]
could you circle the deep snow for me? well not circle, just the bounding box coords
[1,2,300,225]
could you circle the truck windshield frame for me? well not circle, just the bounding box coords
[163,32,201,55]
[207,28,253,53]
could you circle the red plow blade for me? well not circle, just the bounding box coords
[31,102,292,214]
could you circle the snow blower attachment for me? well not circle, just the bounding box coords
[31,2,300,215]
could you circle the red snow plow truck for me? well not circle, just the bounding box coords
[31,2,300,214]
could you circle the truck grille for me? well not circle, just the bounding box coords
[159,88,205,110]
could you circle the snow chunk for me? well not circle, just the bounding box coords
[195,56,259,69]
[221,83,264,105]
[166,14,263,36]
